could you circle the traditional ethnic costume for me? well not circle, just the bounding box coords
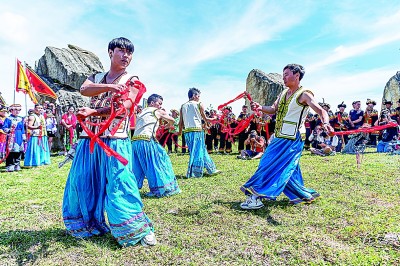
[2,110,26,171]
[24,113,51,167]
[166,112,179,153]
[241,87,320,205]
[62,72,154,247]
[205,111,219,153]
[304,112,314,150]
[333,102,350,151]
[131,107,181,197]
[61,112,77,151]
[181,100,218,178]
[364,100,379,146]
[0,107,7,159]
[237,111,250,151]
[218,107,235,154]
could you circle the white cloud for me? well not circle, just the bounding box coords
[304,67,397,111]
[307,5,400,72]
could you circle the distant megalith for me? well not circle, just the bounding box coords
[34,44,104,151]
[382,71,400,106]
[245,69,285,107]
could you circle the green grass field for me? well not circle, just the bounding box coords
[0,150,399,265]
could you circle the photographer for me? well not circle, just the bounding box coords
[375,113,399,152]
[308,125,323,149]
[310,129,338,156]
[237,130,265,160]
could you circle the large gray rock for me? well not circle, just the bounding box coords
[382,71,400,105]
[34,44,104,152]
[245,69,285,106]
[37,44,104,91]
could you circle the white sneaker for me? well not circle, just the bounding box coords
[240,196,264,210]
[140,231,157,246]
[210,169,221,176]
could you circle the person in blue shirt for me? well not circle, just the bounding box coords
[2,104,26,172]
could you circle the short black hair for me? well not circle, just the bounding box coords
[188,88,201,99]
[283,64,305,80]
[108,37,134,53]
[147,94,163,105]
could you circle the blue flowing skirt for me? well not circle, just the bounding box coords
[62,138,153,247]
[131,139,181,197]
[184,131,217,178]
[24,136,51,167]
[241,134,319,204]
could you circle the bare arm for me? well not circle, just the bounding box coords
[199,103,209,122]
[85,79,140,117]
[178,107,184,135]
[299,91,334,134]
[80,76,128,97]
[155,109,174,126]
[27,115,39,130]
[250,93,280,115]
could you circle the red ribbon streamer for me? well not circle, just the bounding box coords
[0,126,15,164]
[214,92,262,141]
[78,78,146,166]
[332,122,398,136]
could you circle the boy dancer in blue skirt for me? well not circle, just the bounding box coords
[62,37,156,246]
[131,93,181,197]
[240,64,333,209]
[178,88,220,178]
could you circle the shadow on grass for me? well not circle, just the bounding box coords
[175,174,187,179]
[211,199,294,225]
[0,228,120,265]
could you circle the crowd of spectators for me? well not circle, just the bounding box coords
[1,97,399,172]
[305,99,400,156]
[0,101,83,172]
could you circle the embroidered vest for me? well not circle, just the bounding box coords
[274,87,311,140]
[133,107,159,140]
[80,72,134,139]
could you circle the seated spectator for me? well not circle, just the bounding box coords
[236,130,265,160]
[310,130,338,156]
[375,114,400,152]
[308,125,323,149]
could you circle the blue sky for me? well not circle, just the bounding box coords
[1,0,399,115]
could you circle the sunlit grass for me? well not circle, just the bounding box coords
[0,149,399,265]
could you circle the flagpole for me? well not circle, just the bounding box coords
[25,94,28,116]
[13,58,17,104]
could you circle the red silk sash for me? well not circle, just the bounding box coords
[332,122,398,136]
[78,79,146,165]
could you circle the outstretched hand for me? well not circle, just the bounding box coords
[324,124,335,136]
[108,83,128,94]
[77,107,96,119]
[250,101,262,112]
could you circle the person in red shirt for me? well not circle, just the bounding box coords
[237,130,266,160]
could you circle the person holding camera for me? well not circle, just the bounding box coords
[237,130,265,160]
[375,113,399,152]
[309,130,338,156]
[308,125,323,149]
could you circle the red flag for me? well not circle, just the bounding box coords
[16,59,38,103]
[25,66,57,100]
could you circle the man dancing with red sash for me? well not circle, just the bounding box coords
[62,37,155,247]
[240,64,333,209]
